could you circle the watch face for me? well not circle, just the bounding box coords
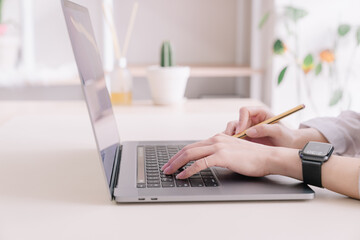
[303,142,332,157]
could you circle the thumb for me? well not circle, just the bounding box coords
[245,124,281,139]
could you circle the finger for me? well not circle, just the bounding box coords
[161,139,212,171]
[237,107,251,134]
[163,145,215,175]
[176,155,216,179]
[162,134,226,171]
[236,107,274,134]
[224,120,238,135]
[245,123,283,139]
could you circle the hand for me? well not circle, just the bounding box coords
[224,106,301,148]
[161,133,274,179]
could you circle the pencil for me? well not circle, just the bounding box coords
[232,104,305,139]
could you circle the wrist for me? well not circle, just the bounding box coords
[267,147,303,180]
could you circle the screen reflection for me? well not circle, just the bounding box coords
[63,1,121,186]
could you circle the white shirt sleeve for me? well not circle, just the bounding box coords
[300,111,360,157]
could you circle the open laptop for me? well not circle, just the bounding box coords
[61,0,314,202]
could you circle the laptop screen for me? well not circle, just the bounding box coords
[62,0,120,188]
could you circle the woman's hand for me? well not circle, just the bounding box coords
[224,106,327,149]
[162,133,274,179]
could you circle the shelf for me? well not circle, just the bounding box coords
[129,65,262,78]
[0,65,262,88]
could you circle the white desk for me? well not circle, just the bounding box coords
[0,99,359,240]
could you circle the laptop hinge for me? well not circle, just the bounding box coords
[110,144,122,200]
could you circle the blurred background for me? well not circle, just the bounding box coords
[0,0,359,125]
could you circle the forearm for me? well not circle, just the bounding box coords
[268,147,360,199]
[322,155,360,199]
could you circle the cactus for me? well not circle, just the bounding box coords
[160,41,174,67]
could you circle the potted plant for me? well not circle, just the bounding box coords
[146,41,190,105]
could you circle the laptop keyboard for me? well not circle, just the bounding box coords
[136,145,219,188]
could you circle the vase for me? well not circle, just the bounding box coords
[146,66,190,105]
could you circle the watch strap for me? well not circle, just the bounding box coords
[302,159,323,188]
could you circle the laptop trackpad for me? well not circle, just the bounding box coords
[214,167,302,188]
[214,167,263,182]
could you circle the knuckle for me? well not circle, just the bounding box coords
[166,164,174,173]
[239,107,247,115]
[213,142,223,151]
[182,145,190,152]
[193,160,202,170]
[181,149,191,159]
[212,134,223,143]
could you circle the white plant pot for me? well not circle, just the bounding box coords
[146,66,190,105]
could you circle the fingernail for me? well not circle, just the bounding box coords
[163,167,169,174]
[246,128,257,136]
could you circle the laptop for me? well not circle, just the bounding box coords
[61,0,314,202]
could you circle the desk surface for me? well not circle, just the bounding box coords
[0,99,359,240]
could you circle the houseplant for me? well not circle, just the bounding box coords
[259,4,360,118]
[146,41,190,105]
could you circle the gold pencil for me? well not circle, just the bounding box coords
[233,104,305,139]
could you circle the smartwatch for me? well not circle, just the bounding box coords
[299,141,334,188]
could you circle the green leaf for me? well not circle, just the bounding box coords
[258,12,270,29]
[315,63,322,76]
[284,6,308,22]
[303,54,314,67]
[356,26,360,45]
[329,89,343,106]
[278,66,288,85]
[273,39,285,55]
[338,24,351,37]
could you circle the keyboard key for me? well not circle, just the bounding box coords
[146,164,158,168]
[200,171,214,176]
[203,178,218,187]
[160,173,171,178]
[202,175,215,179]
[146,167,158,170]
[147,173,159,177]
[147,176,160,180]
[147,183,161,188]
[189,179,204,187]
[189,174,201,179]
[137,183,146,188]
[161,177,174,182]
[147,180,160,184]
[162,182,175,188]
[176,179,190,187]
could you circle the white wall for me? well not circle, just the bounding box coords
[111,0,239,99]
[2,0,245,99]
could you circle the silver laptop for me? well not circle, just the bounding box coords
[61,0,314,202]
